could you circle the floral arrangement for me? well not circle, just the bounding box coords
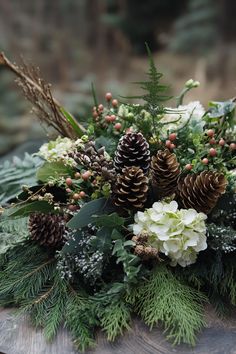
[0,48,235,352]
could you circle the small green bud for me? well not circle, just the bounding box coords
[185,79,200,88]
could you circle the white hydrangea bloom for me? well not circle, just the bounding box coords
[132,200,207,267]
[38,136,84,166]
[160,101,205,137]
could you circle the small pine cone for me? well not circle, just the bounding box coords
[132,233,149,245]
[114,132,150,174]
[151,149,180,199]
[176,170,227,214]
[73,141,115,182]
[29,213,66,249]
[134,245,145,256]
[113,166,149,210]
[143,246,159,259]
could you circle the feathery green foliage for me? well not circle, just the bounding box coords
[99,300,131,341]
[125,43,170,111]
[127,266,207,345]
[66,291,96,352]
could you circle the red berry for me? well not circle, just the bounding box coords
[98,104,104,111]
[82,171,92,180]
[165,140,171,148]
[126,127,133,134]
[110,114,116,122]
[79,191,86,198]
[207,129,214,137]
[209,148,217,157]
[112,99,118,107]
[73,193,80,200]
[185,164,193,171]
[229,143,236,150]
[92,111,98,119]
[74,172,81,179]
[169,133,177,141]
[209,138,216,145]
[105,92,112,101]
[219,139,225,147]
[170,143,176,150]
[66,177,73,186]
[114,122,122,130]
[66,188,72,193]
[105,115,111,122]
[68,204,77,211]
[202,158,209,165]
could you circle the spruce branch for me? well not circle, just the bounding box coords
[0,52,85,138]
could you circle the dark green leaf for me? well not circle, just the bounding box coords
[90,227,112,253]
[8,201,54,218]
[36,162,73,182]
[67,198,115,229]
[92,213,124,228]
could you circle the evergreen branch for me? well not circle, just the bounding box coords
[66,290,96,352]
[130,266,207,346]
[99,301,131,341]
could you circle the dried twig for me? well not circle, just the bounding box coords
[0,52,85,138]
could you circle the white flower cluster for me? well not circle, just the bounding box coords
[38,136,85,166]
[132,200,207,267]
[160,101,205,136]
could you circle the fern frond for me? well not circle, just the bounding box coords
[132,266,207,346]
[125,43,170,112]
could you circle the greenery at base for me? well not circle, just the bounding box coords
[0,236,207,351]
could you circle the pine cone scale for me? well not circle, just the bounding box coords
[176,171,227,214]
[113,166,149,210]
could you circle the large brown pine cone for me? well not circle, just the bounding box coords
[176,170,227,214]
[113,166,149,210]
[151,149,180,199]
[114,132,150,174]
[29,213,66,249]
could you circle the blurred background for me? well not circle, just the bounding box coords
[0,0,236,158]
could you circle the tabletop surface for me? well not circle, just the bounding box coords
[1,306,236,354]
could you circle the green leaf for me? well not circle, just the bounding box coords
[8,201,54,218]
[67,198,115,229]
[0,153,42,205]
[92,213,124,228]
[207,100,235,118]
[60,107,84,137]
[36,162,73,182]
[91,227,112,253]
[61,229,85,255]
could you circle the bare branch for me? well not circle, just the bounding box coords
[0,52,85,139]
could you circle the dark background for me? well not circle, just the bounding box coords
[0,0,236,156]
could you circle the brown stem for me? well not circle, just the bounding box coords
[0,51,85,137]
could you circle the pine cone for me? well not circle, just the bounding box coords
[114,132,150,174]
[73,141,115,182]
[176,170,227,214]
[151,149,180,199]
[29,213,66,248]
[113,166,149,210]
[132,234,159,260]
